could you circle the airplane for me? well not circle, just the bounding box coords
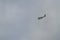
[38,14,46,20]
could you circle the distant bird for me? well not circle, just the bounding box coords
[38,14,46,20]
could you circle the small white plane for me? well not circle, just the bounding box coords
[38,14,46,20]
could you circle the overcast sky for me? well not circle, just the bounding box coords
[0,0,60,40]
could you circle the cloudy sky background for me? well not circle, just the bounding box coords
[0,0,60,40]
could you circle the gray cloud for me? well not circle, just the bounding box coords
[0,0,60,40]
